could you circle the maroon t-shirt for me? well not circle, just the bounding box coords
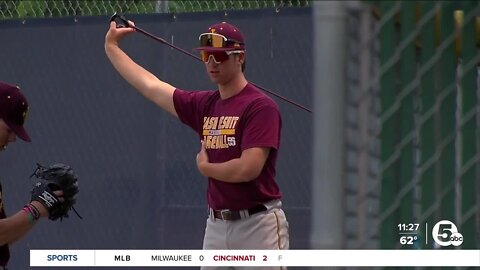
[173,83,282,210]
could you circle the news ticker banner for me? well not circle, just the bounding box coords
[31,250,480,267]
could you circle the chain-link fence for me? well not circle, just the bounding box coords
[344,1,382,249]
[0,0,310,19]
[374,1,480,258]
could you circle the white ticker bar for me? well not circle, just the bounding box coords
[30,249,480,267]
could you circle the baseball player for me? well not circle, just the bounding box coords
[105,20,289,269]
[0,81,76,268]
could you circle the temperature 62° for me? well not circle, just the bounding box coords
[400,235,417,245]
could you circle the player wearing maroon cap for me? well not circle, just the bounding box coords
[105,21,289,269]
[0,81,65,268]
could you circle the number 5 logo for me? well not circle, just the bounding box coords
[432,220,463,246]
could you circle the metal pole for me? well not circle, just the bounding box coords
[311,0,346,262]
[476,61,480,249]
[155,1,169,13]
[475,15,480,250]
[453,11,463,243]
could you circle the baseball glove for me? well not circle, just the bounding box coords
[30,163,81,221]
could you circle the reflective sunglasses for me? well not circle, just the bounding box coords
[200,50,244,64]
[198,33,244,48]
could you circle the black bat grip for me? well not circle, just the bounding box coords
[110,12,130,28]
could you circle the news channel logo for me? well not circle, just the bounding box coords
[431,220,463,247]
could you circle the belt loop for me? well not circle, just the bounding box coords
[264,199,281,210]
[239,209,249,219]
[209,208,215,221]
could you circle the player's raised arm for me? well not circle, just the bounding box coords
[104,20,177,117]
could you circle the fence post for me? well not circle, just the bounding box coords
[311,0,347,258]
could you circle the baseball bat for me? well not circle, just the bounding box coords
[109,13,312,113]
